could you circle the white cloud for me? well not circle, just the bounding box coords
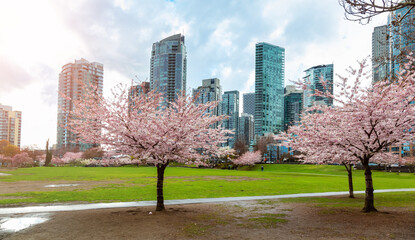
[113,0,132,11]
[242,70,255,94]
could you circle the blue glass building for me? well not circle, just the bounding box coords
[388,6,415,77]
[150,34,187,104]
[254,43,285,136]
[222,90,239,148]
[303,64,333,108]
[192,78,222,117]
[284,85,303,131]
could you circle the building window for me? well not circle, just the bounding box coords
[391,147,400,152]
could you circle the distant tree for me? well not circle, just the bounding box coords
[21,145,43,163]
[11,152,34,168]
[0,140,9,154]
[65,83,230,211]
[232,151,262,167]
[339,0,415,23]
[61,152,83,164]
[286,57,415,212]
[254,134,275,157]
[0,154,12,167]
[2,144,20,157]
[82,147,104,159]
[234,136,248,156]
[45,139,52,166]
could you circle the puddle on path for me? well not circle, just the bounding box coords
[44,184,80,188]
[0,213,50,232]
[0,173,11,176]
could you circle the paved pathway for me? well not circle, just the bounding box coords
[1,188,414,215]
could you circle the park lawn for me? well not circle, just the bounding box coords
[0,164,413,205]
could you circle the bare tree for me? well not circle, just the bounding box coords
[339,0,415,23]
[234,136,248,156]
[254,134,275,157]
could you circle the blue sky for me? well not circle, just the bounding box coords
[0,0,387,147]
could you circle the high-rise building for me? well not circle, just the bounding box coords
[255,42,285,136]
[57,58,103,151]
[0,104,22,147]
[303,64,333,108]
[284,85,303,131]
[150,34,187,104]
[128,82,150,111]
[243,92,255,116]
[222,90,239,148]
[372,25,390,83]
[238,113,254,146]
[129,82,150,98]
[389,6,415,77]
[192,78,222,117]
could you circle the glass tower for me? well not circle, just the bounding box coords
[389,6,415,77]
[192,78,222,117]
[303,64,333,108]
[284,85,303,131]
[150,34,187,104]
[222,90,239,148]
[372,25,390,83]
[254,42,285,136]
[238,113,254,146]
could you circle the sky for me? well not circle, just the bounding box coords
[0,0,387,148]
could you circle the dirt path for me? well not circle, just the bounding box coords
[3,198,415,240]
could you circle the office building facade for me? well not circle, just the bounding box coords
[372,25,390,83]
[0,104,22,147]
[128,82,150,111]
[57,58,103,151]
[150,34,187,104]
[284,85,303,131]
[389,6,415,77]
[255,42,285,136]
[222,90,239,148]
[192,78,222,117]
[243,92,255,116]
[238,113,254,146]
[303,64,333,108]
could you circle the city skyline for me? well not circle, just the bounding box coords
[0,0,387,147]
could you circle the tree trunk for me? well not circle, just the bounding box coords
[343,163,354,198]
[362,162,377,212]
[156,163,167,211]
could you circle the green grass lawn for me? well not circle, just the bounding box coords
[0,164,413,205]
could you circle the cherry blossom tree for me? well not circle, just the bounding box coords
[64,84,230,211]
[232,151,262,167]
[0,154,12,167]
[286,57,415,212]
[11,152,34,168]
[339,0,415,23]
[60,152,83,164]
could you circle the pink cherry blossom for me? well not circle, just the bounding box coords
[285,56,415,212]
[64,83,231,211]
[232,151,262,166]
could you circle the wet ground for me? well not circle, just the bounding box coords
[2,198,415,240]
[0,188,414,236]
